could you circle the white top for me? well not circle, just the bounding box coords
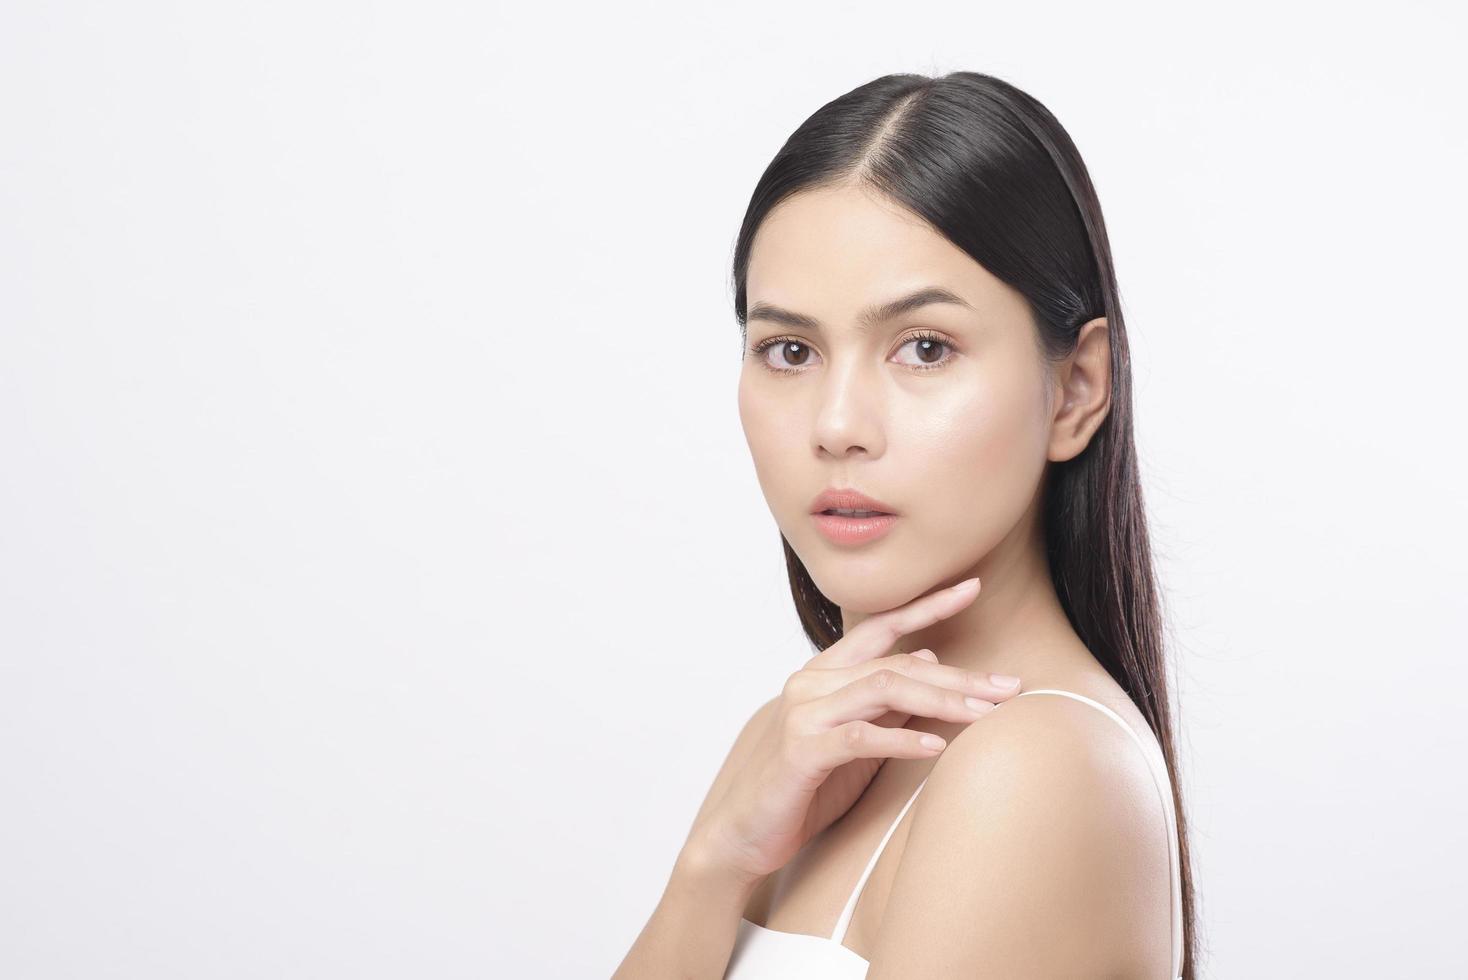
[723,689,1185,979]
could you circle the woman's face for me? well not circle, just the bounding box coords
[737,183,1059,613]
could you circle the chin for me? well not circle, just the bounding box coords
[802,560,931,615]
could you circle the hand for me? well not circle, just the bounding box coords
[689,577,1022,884]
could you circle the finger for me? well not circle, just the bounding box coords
[850,650,1023,704]
[812,577,981,669]
[808,667,998,729]
[786,647,1015,710]
[800,720,948,773]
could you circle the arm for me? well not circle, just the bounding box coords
[614,579,1003,977]
[611,698,781,980]
[609,849,762,980]
[864,695,1174,980]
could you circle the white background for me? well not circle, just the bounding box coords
[2,2,1464,977]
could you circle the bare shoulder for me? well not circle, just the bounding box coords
[863,691,1172,979]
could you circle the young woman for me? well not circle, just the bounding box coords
[614,71,1196,980]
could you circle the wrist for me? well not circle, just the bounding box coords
[675,836,765,905]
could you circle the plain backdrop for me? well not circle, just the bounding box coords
[2,2,1465,977]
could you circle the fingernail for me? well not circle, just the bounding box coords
[964,696,994,714]
[990,674,1020,688]
[952,578,980,593]
[912,649,939,663]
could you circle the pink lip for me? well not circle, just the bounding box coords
[809,487,900,516]
[811,512,899,545]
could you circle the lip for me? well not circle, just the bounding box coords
[809,487,900,516]
[812,511,899,545]
[809,486,900,547]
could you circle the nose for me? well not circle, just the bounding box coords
[811,356,886,459]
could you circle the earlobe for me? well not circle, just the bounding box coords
[1046,317,1112,462]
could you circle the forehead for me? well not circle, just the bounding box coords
[745,183,1019,321]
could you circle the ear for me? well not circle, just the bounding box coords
[1046,317,1112,463]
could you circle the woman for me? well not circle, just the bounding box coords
[614,70,1195,979]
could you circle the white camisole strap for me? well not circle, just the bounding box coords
[827,774,929,943]
[824,688,1184,980]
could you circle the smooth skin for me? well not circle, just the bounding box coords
[693,579,1016,884]
[614,182,1175,979]
[612,581,1017,980]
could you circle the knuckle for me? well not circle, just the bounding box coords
[840,721,865,749]
[869,668,897,691]
[781,669,809,701]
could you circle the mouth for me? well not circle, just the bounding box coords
[809,486,901,517]
[810,509,899,545]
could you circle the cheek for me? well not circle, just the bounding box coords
[737,375,801,506]
[895,371,1049,548]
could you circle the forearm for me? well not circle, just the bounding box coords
[612,845,762,980]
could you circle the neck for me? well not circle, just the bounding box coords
[838,499,1099,698]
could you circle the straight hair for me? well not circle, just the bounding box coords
[729,70,1198,977]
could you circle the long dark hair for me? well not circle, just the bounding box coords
[729,71,1198,978]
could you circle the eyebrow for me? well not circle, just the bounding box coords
[745,286,976,333]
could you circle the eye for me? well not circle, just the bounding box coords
[745,330,959,375]
[892,331,958,371]
[748,337,821,374]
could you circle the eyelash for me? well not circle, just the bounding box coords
[746,330,959,376]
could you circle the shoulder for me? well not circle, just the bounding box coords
[922,689,1168,874]
[939,687,1162,797]
[864,691,1170,978]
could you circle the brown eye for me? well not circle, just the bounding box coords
[747,331,957,376]
[773,340,812,367]
[749,337,823,374]
[892,333,957,371]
